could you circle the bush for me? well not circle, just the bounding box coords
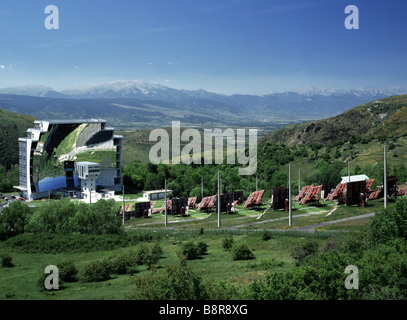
[134,244,162,269]
[179,241,208,260]
[56,260,78,282]
[107,251,138,274]
[37,266,64,291]
[196,241,208,256]
[27,198,122,235]
[129,262,207,300]
[181,241,200,260]
[0,201,31,240]
[81,260,111,282]
[367,197,407,245]
[292,240,318,266]
[151,242,163,259]
[222,235,234,251]
[135,244,150,265]
[232,244,255,261]
[0,252,14,268]
[261,231,272,241]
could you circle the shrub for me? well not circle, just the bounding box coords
[232,244,255,261]
[135,244,150,265]
[37,266,64,291]
[292,240,318,266]
[151,242,163,259]
[222,235,234,251]
[56,260,78,282]
[0,201,31,240]
[129,262,207,300]
[108,251,138,274]
[81,260,111,282]
[196,241,208,256]
[134,244,162,269]
[181,241,200,260]
[0,252,14,268]
[261,231,272,241]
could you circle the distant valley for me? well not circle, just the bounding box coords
[0,81,405,134]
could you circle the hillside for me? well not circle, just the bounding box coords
[0,82,405,131]
[0,108,36,168]
[263,95,407,146]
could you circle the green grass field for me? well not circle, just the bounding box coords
[1,230,331,300]
[0,194,395,300]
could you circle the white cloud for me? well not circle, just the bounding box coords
[0,65,5,70]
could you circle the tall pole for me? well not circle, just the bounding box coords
[201,176,203,199]
[289,163,292,226]
[165,179,168,226]
[384,145,387,209]
[218,171,221,228]
[298,168,301,194]
[122,185,125,225]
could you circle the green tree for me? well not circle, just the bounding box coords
[0,201,32,240]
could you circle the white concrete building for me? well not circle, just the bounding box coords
[341,174,370,184]
[142,189,173,201]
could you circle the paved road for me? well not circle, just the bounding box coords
[224,210,327,230]
[292,213,375,232]
[126,210,375,233]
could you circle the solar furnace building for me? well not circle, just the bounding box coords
[15,119,123,200]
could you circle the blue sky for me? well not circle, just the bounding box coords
[0,0,406,94]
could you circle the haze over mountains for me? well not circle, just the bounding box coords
[0,80,406,130]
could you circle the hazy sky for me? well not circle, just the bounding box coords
[0,0,406,94]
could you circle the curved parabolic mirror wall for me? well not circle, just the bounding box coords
[32,123,116,193]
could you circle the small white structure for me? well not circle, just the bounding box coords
[142,189,173,201]
[76,162,100,200]
[341,174,369,184]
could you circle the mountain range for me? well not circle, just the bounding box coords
[0,81,406,131]
[264,94,407,146]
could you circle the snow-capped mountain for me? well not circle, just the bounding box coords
[0,80,406,128]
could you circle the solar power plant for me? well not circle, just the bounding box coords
[232,191,244,203]
[327,183,347,201]
[295,185,313,201]
[217,193,235,212]
[171,198,188,215]
[345,181,366,206]
[188,196,197,208]
[120,203,134,214]
[134,202,151,218]
[151,202,164,214]
[272,188,289,210]
[397,186,407,196]
[151,200,171,214]
[207,195,217,209]
[386,176,398,196]
[300,185,322,205]
[197,197,210,211]
[321,182,337,199]
[368,190,381,200]
[198,195,217,211]
[244,190,264,209]
[366,179,375,192]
